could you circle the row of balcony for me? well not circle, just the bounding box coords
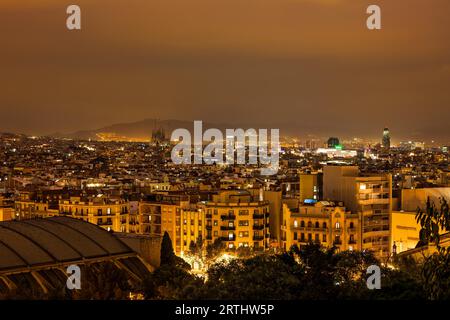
[219,235,267,242]
[220,213,267,220]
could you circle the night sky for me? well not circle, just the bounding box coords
[1,0,449,142]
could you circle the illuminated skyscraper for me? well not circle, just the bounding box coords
[382,127,391,150]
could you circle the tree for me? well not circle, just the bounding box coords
[71,262,131,300]
[188,236,204,258]
[201,254,304,300]
[416,197,450,300]
[160,231,176,266]
[206,238,225,261]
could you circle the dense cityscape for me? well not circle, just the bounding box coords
[0,127,449,300]
[2,0,450,305]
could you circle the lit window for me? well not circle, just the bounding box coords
[335,222,340,229]
[294,220,298,228]
[360,184,366,190]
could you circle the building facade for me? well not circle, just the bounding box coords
[323,166,392,259]
[282,201,361,252]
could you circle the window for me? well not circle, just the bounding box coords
[315,222,319,228]
[308,234,312,241]
[335,222,340,229]
[213,220,218,226]
[322,222,327,228]
[294,232,298,240]
[335,235,341,244]
[322,234,327,242]
[301,233,305,241]
[315,234,319,242]
[239,210,249,216]
[300,221,305,227]
[307,221,312,228]
[294,220,298,228]
[350,222,354,229]
[239,220,249,226]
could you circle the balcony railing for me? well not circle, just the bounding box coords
[221,214,236,220]
[253,214,265,219]
[98,220,113,226]
[220,236,235,242]
[220,226,236,231]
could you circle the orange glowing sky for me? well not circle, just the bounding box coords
[0,0,449,141]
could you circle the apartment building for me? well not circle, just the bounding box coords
[198,190,270,252]
[58,196,130,232]
[139,194,198,255]
[282,201,361,252]
[323,165,392,259]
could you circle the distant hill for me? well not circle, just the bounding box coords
[49,118,246,141]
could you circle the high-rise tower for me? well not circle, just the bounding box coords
[382,127,390,150]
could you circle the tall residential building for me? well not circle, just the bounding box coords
[299,172,323,203]
[281,201,361,252]
[323,166,392,259]
[139,194,194,255]
[198,190,270,252]
[382,127,391,150]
